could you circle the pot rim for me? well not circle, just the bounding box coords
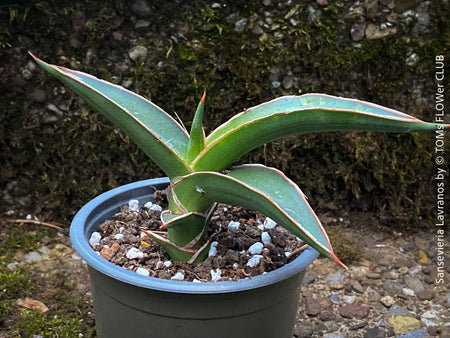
[70,178,319,294]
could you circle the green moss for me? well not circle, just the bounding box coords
[0,264,34,318]
[325,226,364,265]
[15,309,95,337]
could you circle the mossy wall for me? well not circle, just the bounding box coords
[1,0,448,227]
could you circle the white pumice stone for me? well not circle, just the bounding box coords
[285,251,292,258]
[128,199,139,211]
[208,241,218,257]
[89,232,101,246]
[248,242,264,255]
[114,233,124,240]
[228,220,240,231]
[257,224,265,231]
[150,204,162,211]
[126,247,144,259]
[210,268,222,282]
[261,231,271,245]
[246,255,263,267]
[233,263,239,270]
[163,260,172,267]
[144,201,163,211]
[263,217,277,229]
[119,226,124,233]
[193,279,201,283]
[171,272,185,280]
[402,288,415,296]
[136,267,149,276]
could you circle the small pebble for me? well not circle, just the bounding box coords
[7,263,17,270]
[128,199,139,211]
[402,288,415,296]
[234,18,248,32]
[422,310,437,319]
[261,231,271,245]
[325,271,344,283]
[171,271,185,280]
[25,252,43,261]
[248,242,263,255]
[208,241,218,257]
[46,103,62,115]
[210,268,222,282]
[330,294,340,303]
[381,295,396,307]
[126,247,144,260]
[323,334,344,338]
[163,261,172,267]
[114,233,124,240]
[228,221,240,231]
[136,267,149,276]
[246,255,263,267]
[264,217,277,229]
[21,68,33,80]
[144,201,163,211]
[342,295,356,304]
[151,204,162,211]
[352,280,364,293]
[128,45,148,62]
[89,232,102,246]
[387,304,408,317]
[330,281,345,290]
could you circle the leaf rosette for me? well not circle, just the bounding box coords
[31,53,449,268]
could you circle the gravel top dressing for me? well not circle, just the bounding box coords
[90,191,307,282]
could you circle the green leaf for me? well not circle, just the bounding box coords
[30,53,192,178]
[162,211,208,247]
[172,164,346,267]
[186,92,206,162]
[143,230,209,264]
[193,94,449,171]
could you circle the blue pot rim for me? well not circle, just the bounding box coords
[70,178,319,294]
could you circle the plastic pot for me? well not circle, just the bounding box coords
[70,178,319,338]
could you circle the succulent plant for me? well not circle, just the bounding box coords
[31,53,448,269]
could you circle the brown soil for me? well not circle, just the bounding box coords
[92,192,306,282]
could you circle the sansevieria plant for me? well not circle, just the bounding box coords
[31,53,448,269]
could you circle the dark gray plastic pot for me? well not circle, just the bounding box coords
[70,178,319,338]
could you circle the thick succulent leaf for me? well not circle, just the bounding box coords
[193,94,449,171]
[163,211,208,247]
[186,92,206,162]
[143,230,209,263]
[172,164,346,267]
[30,53,191,178]
[143,230,194,261]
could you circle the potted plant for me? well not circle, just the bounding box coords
[30,53,448,338]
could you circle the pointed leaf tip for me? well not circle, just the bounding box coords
[28,51,37,61]
[332,254,348,269]
[201,91,206,104]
